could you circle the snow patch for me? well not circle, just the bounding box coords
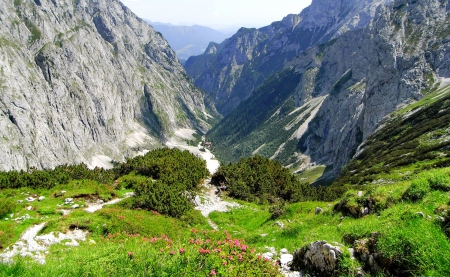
[174,128,196,140]
[89,155,113,170]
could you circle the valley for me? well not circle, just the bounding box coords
[1,0,450,276]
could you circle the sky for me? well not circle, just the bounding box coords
[120,0,312,31]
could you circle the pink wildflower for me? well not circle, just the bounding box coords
[170,250,175,255]
[160,248,164,252]
[210,269,216,276]
[179,248,185,254]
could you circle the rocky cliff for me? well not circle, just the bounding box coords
[207,0,450,182]
[185,0,390,115]
[0,0,218,171]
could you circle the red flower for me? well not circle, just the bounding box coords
[179,248,185,254]
[210,269,216,276]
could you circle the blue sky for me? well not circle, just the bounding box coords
[121,0,312,30]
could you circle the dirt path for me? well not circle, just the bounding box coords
[0,197,127,265]
[194,183,240,230]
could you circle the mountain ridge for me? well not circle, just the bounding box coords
[185,0,391,115]
[0,0,218,171]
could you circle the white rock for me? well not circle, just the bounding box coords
[280,254,294,265]
[280,248,289,255]
[71,204,80,209]
[26,197,35,202]
[38,196,45,201]
[27,206,33,211]
[262,252,274,260]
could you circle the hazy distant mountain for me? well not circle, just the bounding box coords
[145,21,231,62]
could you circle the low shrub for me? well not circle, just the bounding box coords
[132,180,191,218]
[403,178,430,201]
[0,199,15,218]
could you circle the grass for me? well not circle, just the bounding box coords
[294,165,327,184]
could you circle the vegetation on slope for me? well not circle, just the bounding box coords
[207,68,302,164]
[334,85,450,187]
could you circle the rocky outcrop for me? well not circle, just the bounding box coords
[0,0,218,171]
[291,241,343,276]
[185,0,390,115]
[207,0,450,180]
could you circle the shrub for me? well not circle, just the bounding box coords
[269,203,286,220]
[403,178,430,201]
[0,199,14,218]
[132,180,191,218]
[427,171,450,191]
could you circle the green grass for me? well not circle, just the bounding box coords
[295,166,327,184]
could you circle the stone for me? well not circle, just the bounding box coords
[280,254,294,265]
[315,207,324,215]
[357,191,364,197]
[280,248,289,255]
[262,252,274,260]
[361,207,369,216]
[26,197,36,202]
[265,246,277,255]
[38,196,45,201]
[291,240,343,275]
[417,212,424,217]
[17,200,24,203]
[274,221,285,229]
[27,206,33,211]
[64,198,74,204]
[71,204,80,209]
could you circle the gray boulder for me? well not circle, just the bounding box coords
[292,240,343,276]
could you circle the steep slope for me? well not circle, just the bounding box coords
[0,0,218,171]
[185,0,390,115]
[147,22,230,62]
[334,83,450,186]
[207,0,450,183]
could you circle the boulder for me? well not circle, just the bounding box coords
[64,198,74,204]
[315,207,324,215]
[291,240,343,276]
[361,207,369,216]
[274,221,285,229]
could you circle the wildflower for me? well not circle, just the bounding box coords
[203,230,207,235]
[210,269,216,276]
[228,255,233,260]
[170,250,175,255]
[205,239,211,244]
[127,251,133,259]
[179,248,185,254]
[160,248,165,253]
[222,261,227,266]
[221,254,226,259]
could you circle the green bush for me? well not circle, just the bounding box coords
[403,178,430,201]
[427,171,450,191]
[0,199,14,218]
[132,180,191,218]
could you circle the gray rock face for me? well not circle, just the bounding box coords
[185,0,391,115]
[206,0,450,182]
[0,0,218,171]
[292,241,343,276]
[295,0,450,176]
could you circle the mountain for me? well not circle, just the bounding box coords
[146,21,230,63]
[184,0,390,115]
[206,0,450,183]
[0,0,219,171]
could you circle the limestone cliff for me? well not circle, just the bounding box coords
[0,0,218,171]
[207,0,450,182]
[185,0,390,115]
